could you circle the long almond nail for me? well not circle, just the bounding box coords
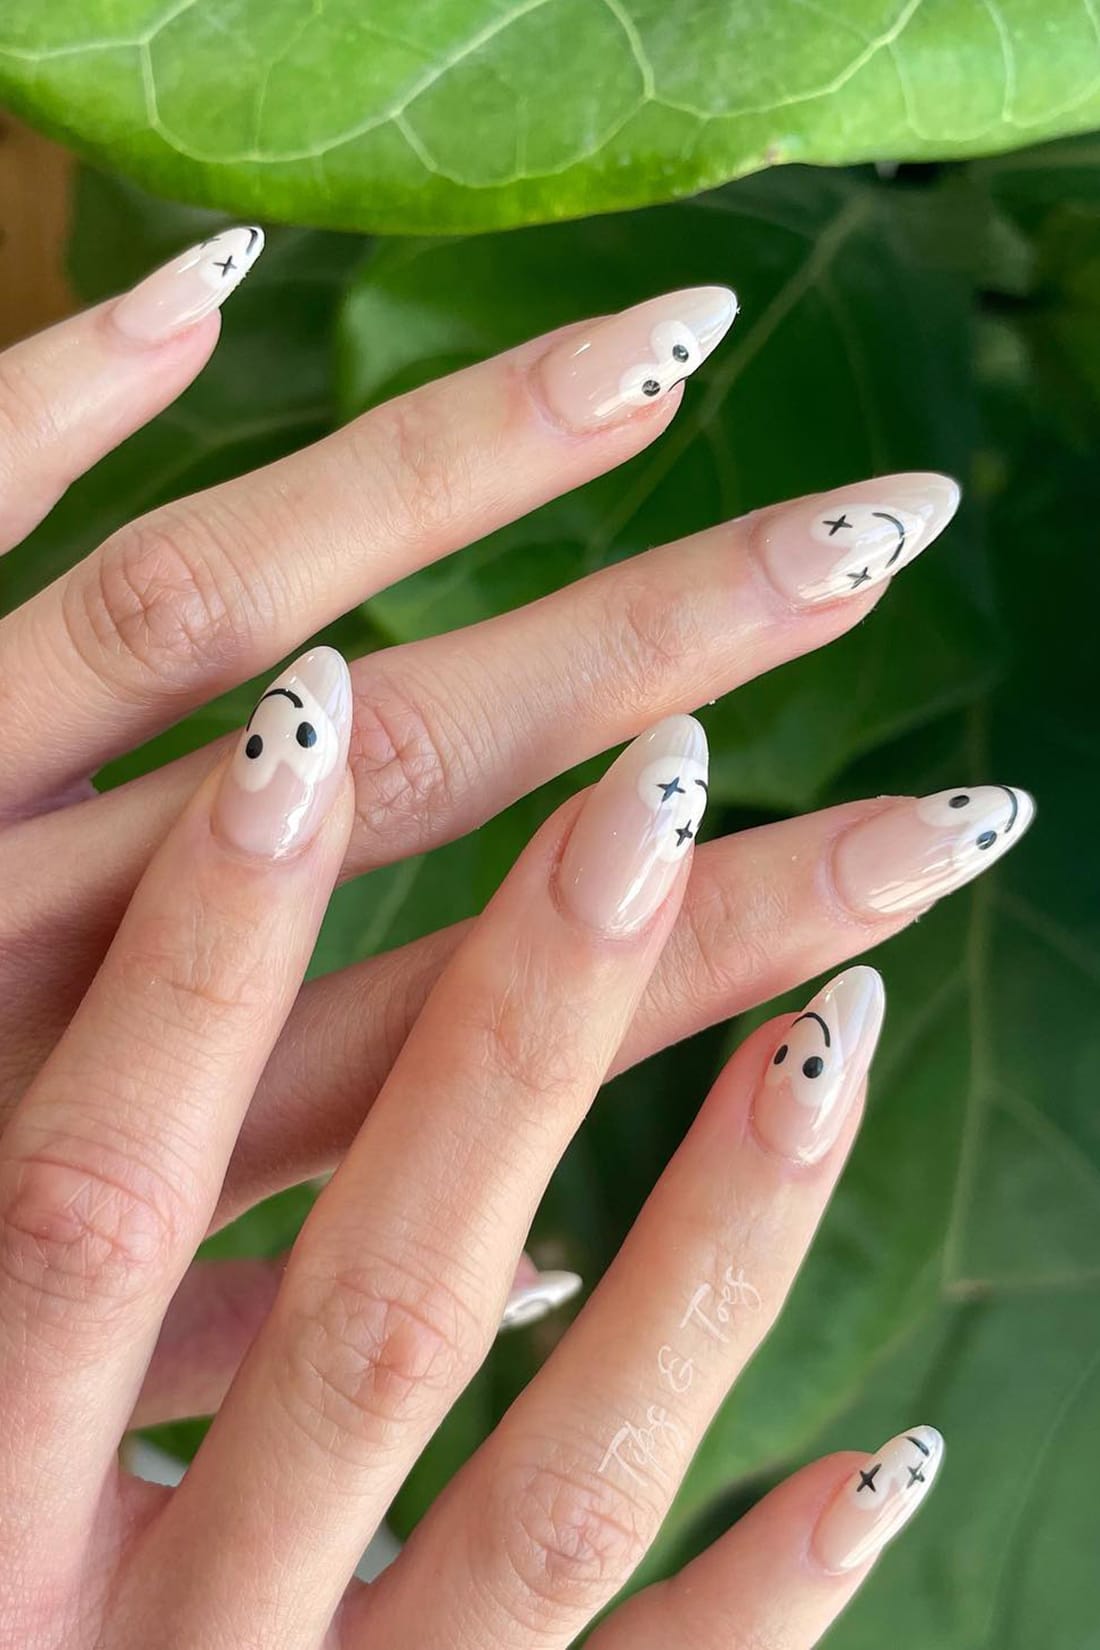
[759,473,959,606]
[558,716,709,936]
[834,786,1035,916]
[213,647,352,860]
[753,967,884,1165]
[500,1271,583,1332]
[113,227,265,343]
[537,288,737,431]
[814,1426,944,1572]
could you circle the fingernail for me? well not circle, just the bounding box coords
[537,287,737,431]
[753,967,884,1165]
[558,715,709,936]
[213,646,352,860]
[814,1426,944,1572]
[834,786,1036,916]
[499,1270,583,1332]
[759,473,960,606]
[112,226,265,343]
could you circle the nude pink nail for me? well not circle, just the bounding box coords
[499,1270,583,1332]
[213,646,351,860]
[759,473,959,605]
[753,967,884,1165]
[814,1426,944,1572]
[557,716,709,936]
[112,226,265,343]
[834,786,1036,916]
[537,288,737,431]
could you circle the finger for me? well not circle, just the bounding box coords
[0,467,961,1016]
[585,1437,944,1650]
[0,227,264,555]
[0,288,737,812]
[133,1253,581,1427]
[0,647,352,1546]
[121,717,707,1647]
[346,968,887,1648]
[219,774,1032,1225]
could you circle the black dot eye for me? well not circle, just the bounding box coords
[976,829,997,850]
[641,378,661,397]
[802,1055,825,1079]
[672,343,690,362]
[949,793,970,809]
[773,1044,788,1066]
[245,734,263,759]
[296,721,317,748]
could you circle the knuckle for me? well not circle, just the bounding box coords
[349,671,472,842]
[277,1263,477,1462]
[115,909,270,1033]
[492,1456,657,1625]
[0,1145,185,1326]
[680,861,786,1007]
[359,392,472,546]
[0,351,62,472]
[608,578,708,710]
[69,504,265,692]
[468,970,589,1116]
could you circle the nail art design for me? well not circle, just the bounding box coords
[113,226,265,343]
[814,1426,944,1572]
[833,785,1035,916]
[499,1270,583,1331]
[759,474,959,606]
[538,287,737,431]
[214,646,351,860]
[755,967,885,1164]
[636,752,710,860]
[557,715,709,935]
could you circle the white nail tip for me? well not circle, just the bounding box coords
[634,714,710,865]
[180,225,265,307]
[499,1271,583,1331]
[816,1425,944,1573]
[916,784,1036,872]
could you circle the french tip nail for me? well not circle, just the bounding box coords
[834,783,1035,917]
[537,286,738,431]
[753,965,884,1165]
[814,1424,945,1573]
[112,224,266,344]
[557,716,709,936]
[760,470,961,607]
[213,645,352,861]
[500,1270,583,1331]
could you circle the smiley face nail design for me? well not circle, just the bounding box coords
[832,782,1036,916]
[215,646,352,860]
[759,474,960,607]
[814,1425,944,1572]
[636,752,709,861]
[756,968,885,1164]
[618,319,704,407]
[808,499,929,590]
[112,225,266,344]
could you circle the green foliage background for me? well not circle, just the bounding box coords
[3,7,1099,1647]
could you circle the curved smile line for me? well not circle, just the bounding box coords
[871,511,907,567]
[792,1009,831,1047]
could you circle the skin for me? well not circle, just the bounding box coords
[0,273,947,1650]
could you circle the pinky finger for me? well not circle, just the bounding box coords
[587,1429,944,1650]
[0,225,263,553]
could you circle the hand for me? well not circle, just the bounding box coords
[0,231,1031,1645]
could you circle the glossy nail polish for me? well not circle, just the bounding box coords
[558,716,709,936]
[113,226,265,343]
[538,288,737,431]
[753,967,884,1165]
[214,646,352,860]
[814,1426,944,1572]
[500,1270,583,1331]
[759,473,959,605]
[835,786,1036,916]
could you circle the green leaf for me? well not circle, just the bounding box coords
[4,1,1100,233]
